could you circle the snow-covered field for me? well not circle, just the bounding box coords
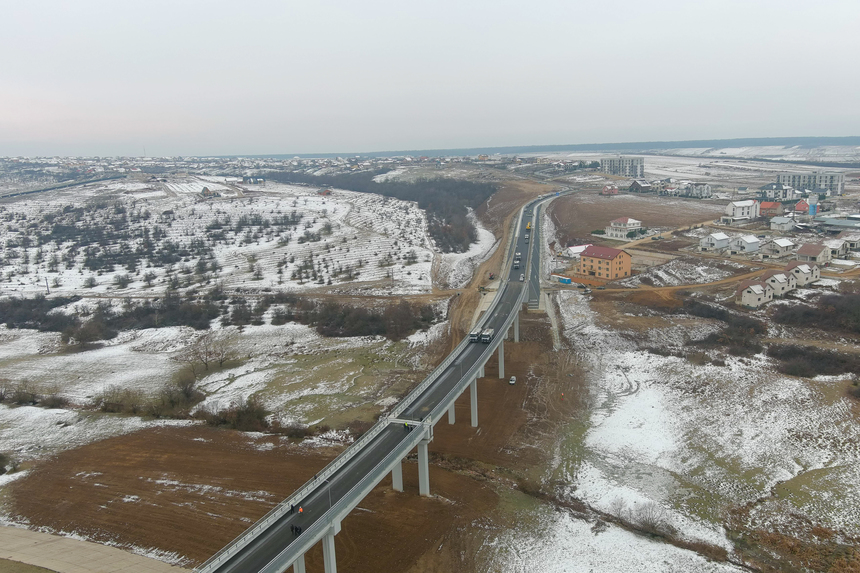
[502,289,860,570]
[0,176,495,297]
[615,257,748,288]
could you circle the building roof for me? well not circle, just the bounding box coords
[731,200,758,207]
[837,231,860,241]
[709,232,729,241]
[823,239,845,249]
[760,183,791,191]
[771,238,795,248]
[785,260,815,273]
[761,270,790,283]
[797,243,827,256]
[610,217,640,225]
[581,245,627,260]
[736,280,771,297]
[735,235,760,244]
[760,201,781,209]
[566,244,592,256]
[771,216,793,224]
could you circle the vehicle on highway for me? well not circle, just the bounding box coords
[515,252,521,257]
[519,273,525,281]
[525,234,530,242]
[514,262,519,269]
[469,328,482,342]
[480,328,495,343]
[509,376,516,385]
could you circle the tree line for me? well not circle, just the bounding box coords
[265,170,497,253]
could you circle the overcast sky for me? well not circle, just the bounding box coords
[2,0,859,156]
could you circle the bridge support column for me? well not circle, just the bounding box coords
[478,363,484,378]
[447,402,455,425]
[418,436,431,496]
[498,340,505,379]
[470,376,478,427]
[322,532,337,573]
[391,459,403,492]
[292,554,306,573]
[514,313,519,343]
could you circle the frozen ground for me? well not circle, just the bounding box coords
[521,289,860,568]
[481,508,745,573]
[615,257,748,287]
[0,176,493,298]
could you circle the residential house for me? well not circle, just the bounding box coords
[837,231,860,251]
[659,186,682,196]
[770,216,795,232]
[730,235,761,254]
[601,184,619,196]
[760,182,799,201]
[628,180,653,193]
[578,245,632,280]
[700,232,730,251]
[760,238,795,259]
[722,200,760,224]
[736,280,774,308]
[605,217,642,240]
[796,243,832,265]
[823,238,848,259]
[687,182,712,198]
[759,202,784,217]
[794,199,818,217]
[784,261,821,286]
[760,270,797,297]
[565,244,592,259]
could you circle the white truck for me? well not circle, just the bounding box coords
[480,328,495,343]
[469,328,482,342]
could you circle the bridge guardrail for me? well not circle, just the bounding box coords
[197,198,542,573]
[258,420,433,573]
[428,286,527,423]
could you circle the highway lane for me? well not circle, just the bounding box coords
[214,424,410,573]
[203,198,544,573]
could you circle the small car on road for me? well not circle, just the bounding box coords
[509,376,516,385]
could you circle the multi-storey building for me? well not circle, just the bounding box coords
[600,156,644,178]
[776,171,844,195]
[578,245,632,280]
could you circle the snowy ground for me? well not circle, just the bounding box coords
[509,289,860,569]
[0,176,493,297]
[615,257,748,288]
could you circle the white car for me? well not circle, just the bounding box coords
[519,274,525,281]
[509,376,516,385]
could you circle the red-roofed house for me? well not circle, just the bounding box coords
[736,280,774,308]
[759,201,784,217]
[796,243,831,265]
[601,184,619,196]
[578,245,632,280]
[605,217,642,239]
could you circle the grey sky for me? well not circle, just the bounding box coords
[2,0,859,156]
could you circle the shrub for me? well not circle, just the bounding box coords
[773,294,860,334]
[0,452,7,474]
[592,229,606,235]
[11,382,39,405]
[200,396,270,432]
[767,345,860,377]
[41,392,69,409]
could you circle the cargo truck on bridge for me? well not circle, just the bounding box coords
[480,328,495,343]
